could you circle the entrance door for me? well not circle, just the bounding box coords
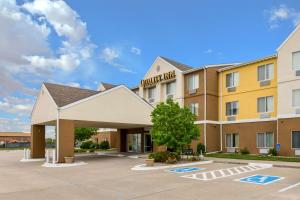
[127,134,141,153]
[144,134,152,152]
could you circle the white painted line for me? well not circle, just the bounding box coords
[218,169,226,176]
[278,182,300,193]
[20,158,45,162]
[42,162,87,168]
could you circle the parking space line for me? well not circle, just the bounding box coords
[181,164,271,181]
[278,182,300,193]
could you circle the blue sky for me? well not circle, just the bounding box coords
[0,0,300,133]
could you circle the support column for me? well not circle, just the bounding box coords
[31,125,45,158]
[57,119,74,163]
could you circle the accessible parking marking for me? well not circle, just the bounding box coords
[237,174,284,185]
[167,167,205,173]
[181,163,272,181]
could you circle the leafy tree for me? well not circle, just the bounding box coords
[75,128,98,142]
[151,99,200,153]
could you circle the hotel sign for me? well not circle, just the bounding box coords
[140,70,176,87]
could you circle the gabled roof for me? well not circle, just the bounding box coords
[183,63,239,74]
[159,56,193,71]
[44,82,99,107]
[101,82,118,90]
[277,24,300,51]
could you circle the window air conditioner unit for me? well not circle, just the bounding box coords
[227,116,236,121]
[188,89,197,95]
[260,80,271,87]
[295,108,300,115]
[295,70,300,76]
[260,113,271,119]
[227,87,236,92]
[295,149,300,156]
[167,94,174,100]
[148,98,155,103]
[226,147,236,153]
[259,148,269,154]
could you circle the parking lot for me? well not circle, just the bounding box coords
[0,151,300,200]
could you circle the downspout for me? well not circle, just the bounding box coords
[204,67,207,152]
[56,108,60,163]
[220,71,223,152]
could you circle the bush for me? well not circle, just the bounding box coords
[99,140,110,150]
[74,148,87,153]
[149,152,168,162]
[167,152,180,161]
[188,156,200,161]
[197,143,206,154]
[268,148,277,156]
[80,140,94,149]
[240,147,250,155]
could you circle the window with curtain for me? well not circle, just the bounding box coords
[292,131,300,148]
[188,74,199,91]
[257,63,274,81]
[257,132,274,148]
[257,96,274,113]
[189,103,199,116]
[226,101,239,116]
[166,81,176,96]
[226,133,239,148]
[226,72,239,88]
[293,51,300,70]
[292,89,300,107]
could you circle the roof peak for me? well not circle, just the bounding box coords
[159,56,193,71]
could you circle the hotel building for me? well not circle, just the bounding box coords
[30,25,300,162]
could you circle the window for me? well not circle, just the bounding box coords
[257,96,274,113]
[292,131,300,149]
[226,101,239,116]
[292,89,300,107]
[166,81,176,96]
[189,103,199,116]
[257,64,274,81]
[226,72,239,88]
[187,74,199,91]
[257,132,274,148]
[148,87,155,101]
[226,133,239,148]
[293,51,300,70]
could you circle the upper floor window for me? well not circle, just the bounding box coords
[226,101,239,116]
[293,89,300,107]
[148,87,155,102]
[257,96,274,113]
[189,103,199,116]
[258,63,274,81]
[187,74,199,91]
[166,81,176,98]
[226,72,239,88]
[293,51,300,70]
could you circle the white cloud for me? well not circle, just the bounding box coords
[267,4,300,28]
[0,118,30,132]
[204,49,213,54]
[66,82,80,88]
[131,47,141,55]
[0,97,34,116]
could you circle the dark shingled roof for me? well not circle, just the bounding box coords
[101,82,117,90]
[44,82,99,107]
[160,56,193,71]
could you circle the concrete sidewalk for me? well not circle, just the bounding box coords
[207,157,300,169]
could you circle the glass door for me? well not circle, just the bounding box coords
[144,134,152,152]
[127,134,141,153]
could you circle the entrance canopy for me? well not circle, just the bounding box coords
[31,83,153,128]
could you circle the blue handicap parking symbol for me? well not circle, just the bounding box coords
[239,174,284,185]
[168,167,204,173]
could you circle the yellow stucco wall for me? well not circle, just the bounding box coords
[219,57,277,121]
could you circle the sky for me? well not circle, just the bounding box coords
[0,0,300,134]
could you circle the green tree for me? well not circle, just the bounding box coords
[151,99,200,153]
[75,128,98,142]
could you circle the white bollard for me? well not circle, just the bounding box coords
[52,149,56,164]
[46,149,49,163]
[23,148,27,160]
[26,149,30,159]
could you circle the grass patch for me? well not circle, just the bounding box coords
[206,153,300,162]
[0,148,26,151]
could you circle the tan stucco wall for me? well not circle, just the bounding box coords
[31,125,45,158]
[60,86,153,126]
[58,119,74,163]
[139,57,185,107]
[31,85,57,125]
[278,26,300,116]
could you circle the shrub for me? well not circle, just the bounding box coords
[74,148,87,153]
[167,152,180,161]
[99,140,110,150]
[197,143,206,154]
[80,140,94,149]
[149,152,168,162]
[268,148,277,156]
[188,156,200,161]
[240,147,250,155]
